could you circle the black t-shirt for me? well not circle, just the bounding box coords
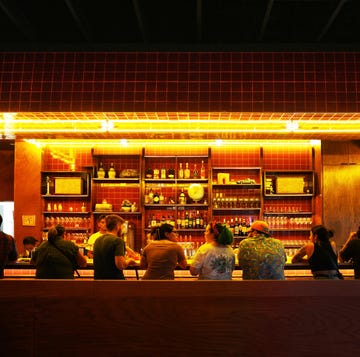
[93,233,126,279]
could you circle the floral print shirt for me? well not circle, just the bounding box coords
[238,234,286,280]
[191,243,235,280]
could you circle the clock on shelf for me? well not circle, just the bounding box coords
[188,183,205,203]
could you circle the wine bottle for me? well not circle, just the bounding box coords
[178,163,184,179]
[193,164,199,179]
[200,160,206,179]
[184,162,190,179]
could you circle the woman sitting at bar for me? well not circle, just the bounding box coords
[32,225,87,279]
[339,226,360,279]
[292,225,341,279]
[140,223,187,279]
[190,221,235,280]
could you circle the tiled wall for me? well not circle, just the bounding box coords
[1,52,359,112]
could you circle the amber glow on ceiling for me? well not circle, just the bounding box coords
[2,112,360,140]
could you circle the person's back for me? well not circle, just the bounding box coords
[141,240,185,279]
[238,221,286,280]
[32,239,78,279]
[93,233,126,279]
[340,235,360,278]
[140,223,187,280]
[0,214,18,278]
[309,242,338,273]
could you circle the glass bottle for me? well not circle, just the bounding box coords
[160,167,167,179]
[200,160,206,179]
[179,188,186,204]
[193,164,199,179]
[184,162,190,179]
[178,163,184,179]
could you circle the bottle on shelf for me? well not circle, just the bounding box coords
[168,167,175,179]
[161,167,167,179]
[58,203,62,212]
[81,202,86,212]
[108,162,116,179]
[97,162,105,179]
[200,160,206,179]
[178,163,184,179]
[145,167,153,179]
[159,191,165,204]
[148,188,154,204]
[184,162,191,179]
[153,168,160,179]
[153,192,160,204]
[179,188,186,204]
[193,164,199,179]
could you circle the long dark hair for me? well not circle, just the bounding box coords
[156,223,174,240]
[312,225,336,259]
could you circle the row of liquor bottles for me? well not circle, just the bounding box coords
[145,161,207,180]
[147,210,208,229]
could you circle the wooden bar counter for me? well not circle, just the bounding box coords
[1,279,360,356]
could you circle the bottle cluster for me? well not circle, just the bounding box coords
[145,160,206,179]
[213,193,260,209]
[147,210,208,229]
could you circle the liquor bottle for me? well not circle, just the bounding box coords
[153,192,160,204]
[108,162,116,179]
[184,162,191,179]
[193,164,199,179]
[168,167,175,179]
[97,162,105,179]
[178,163,184,179]
[195,210,200,228]
[145,167,153,179]
[160,167,167,179]
[178,188,186,204]
[148,188,154,204]
[185,211,189,228]
[159,191,165,204]
[200,160,206,179]
[234,217,240,236]
[153,168,160,179]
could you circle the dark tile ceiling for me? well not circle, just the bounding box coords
[0,0,359,51]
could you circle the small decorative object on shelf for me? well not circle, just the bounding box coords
[108,162,116,179]
[97,162,105,179]
[168,167,175,179]
[145,167,153,178]
[121,199,132,212]
[188,183,204,203]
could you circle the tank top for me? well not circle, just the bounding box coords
[308,242,338,273]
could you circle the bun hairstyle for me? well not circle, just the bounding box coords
[47,224,66,243]
[157,223,174,240]
[311,225,331,242]
[211,222,234,246]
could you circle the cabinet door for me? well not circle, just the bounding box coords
[323,165,360,246]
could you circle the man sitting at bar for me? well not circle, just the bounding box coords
[238,220,286,280]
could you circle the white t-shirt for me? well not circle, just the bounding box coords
[191,243,235,280]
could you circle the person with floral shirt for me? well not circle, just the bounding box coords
[190,221,235,280]
[238,220,286,280]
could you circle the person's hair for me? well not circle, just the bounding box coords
[23,236,38,245]
[311,225,331,242]
[97,214,106,222]
[105,214,125,231]
[209,221,234,246]
[156,223,174,240]
[47,225,66,243]
[150,226,160,240]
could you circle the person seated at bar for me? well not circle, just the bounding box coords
[190,221,235,280]
[339,226,360,279]
[140,223,187,279]
[32,225,87,279]
[0,213,18,279]
[238,220,286,280]
[93,214,137,279]
[22,236,39,258]
[292,225,342,279]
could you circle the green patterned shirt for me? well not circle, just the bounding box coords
[238,234,286,280]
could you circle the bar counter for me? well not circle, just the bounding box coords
[1,279,360,356]
[4,261,355,279]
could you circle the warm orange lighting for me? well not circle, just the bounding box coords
[2,111,360,140]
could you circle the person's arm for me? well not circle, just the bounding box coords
[76,251,87,267]
[139,254,148,269]
[292,244,311,263]
[115,255,136,270]
[339,232,356,262]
